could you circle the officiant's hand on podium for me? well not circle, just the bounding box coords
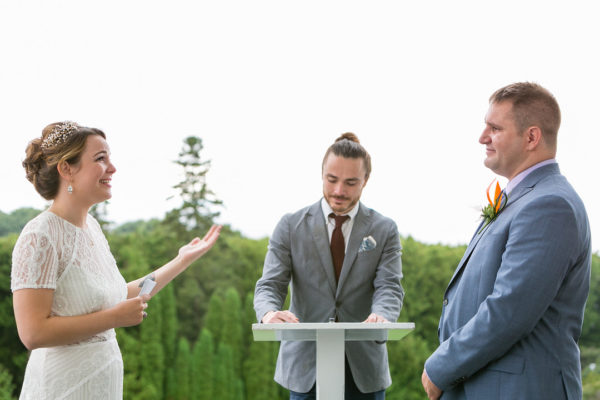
[363,313,388,323]
[262,310,299,323]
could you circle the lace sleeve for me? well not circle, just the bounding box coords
[11,231,59,291]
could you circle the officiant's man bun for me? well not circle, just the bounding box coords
[322,132,372,179]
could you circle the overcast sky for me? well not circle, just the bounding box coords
[1,0,598,252]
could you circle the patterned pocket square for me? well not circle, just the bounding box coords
[359,235,377,252]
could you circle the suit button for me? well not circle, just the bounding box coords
[443,299,448,306]
[452,376,467,386]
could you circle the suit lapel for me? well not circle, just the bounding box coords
[336,204,372,295]
[308,202,337,296]
[445,164,559,291]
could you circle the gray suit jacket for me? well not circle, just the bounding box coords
[425,164,592,400]
[254,200,404,393]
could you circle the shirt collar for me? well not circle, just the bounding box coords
[506,158,557,194]
[321,197,360,221]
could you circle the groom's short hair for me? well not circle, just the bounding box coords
[490,82,561,147]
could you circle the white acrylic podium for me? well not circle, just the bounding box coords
[252,322,415,400]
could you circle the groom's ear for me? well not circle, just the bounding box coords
[524,126,543,151]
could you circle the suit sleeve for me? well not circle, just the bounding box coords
[254,213,293,322]
[371,219,404,322]
[425,194,583,389]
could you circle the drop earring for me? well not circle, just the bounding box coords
[67,184,73,194]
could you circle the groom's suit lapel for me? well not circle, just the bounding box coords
[337,204,372,296]
[446,164,560,291]
[308,202,337,297]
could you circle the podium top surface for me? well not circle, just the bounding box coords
[252,322,415,342]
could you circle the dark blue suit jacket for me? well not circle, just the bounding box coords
[426,164,591,400]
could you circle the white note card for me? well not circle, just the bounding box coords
[139,279,156,296]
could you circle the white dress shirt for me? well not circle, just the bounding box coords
[321,197,360,251]
[506,158,557,195]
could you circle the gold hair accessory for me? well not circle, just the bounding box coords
[41,121,79,150]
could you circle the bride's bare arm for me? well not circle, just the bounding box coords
[126,225,221,299]
[13,289,149,350]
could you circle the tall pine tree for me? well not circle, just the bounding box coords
[139,293,165,398]
[191,329,214,400]
[159,284,178,396]
[222,288,243,376]
[166,136,222,234]
[204,289,225,344]
[175,337,193,400]
[214,343,235,400]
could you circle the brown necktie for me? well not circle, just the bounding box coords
[329,213,350,282]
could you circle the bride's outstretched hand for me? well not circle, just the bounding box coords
[178,225,222,264]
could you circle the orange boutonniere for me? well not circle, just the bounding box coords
[479,179,507,234]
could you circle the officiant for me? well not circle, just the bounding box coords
[254,132,404,400]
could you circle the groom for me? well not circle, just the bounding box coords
[422,82,592,399]
[254,133,404,399]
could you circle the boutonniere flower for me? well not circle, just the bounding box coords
[479,179,507,234]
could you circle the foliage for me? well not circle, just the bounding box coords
[0,235,27,398]
[0,364,15,400]
[192,329,214,400]
[89,201,111,232]
[582,254,600,348]
[175,337,193,400]
[0,208,40,237]
[1,134,598,399]
[583,363,600,400]
[139,288,164,398]
[222,288,243,376]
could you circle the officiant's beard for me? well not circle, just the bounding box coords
[324,193,360,215]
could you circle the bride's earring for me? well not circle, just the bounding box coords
[67,184,73,194]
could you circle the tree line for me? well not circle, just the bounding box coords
[0,136,598,399]
[1,207,599,399]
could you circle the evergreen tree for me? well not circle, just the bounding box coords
[385,334,431,400]
[204,289,225,344]
[0,235,27,394]
[118,328,143,400]
[158,284,178,399]
[132,383,160,400]
[242,293,257,365]
[222,288,243,376]
[89,201,111,232]
[167,136,222,233]
[160,285,178,375]
[244,338,279,400]
[139,293,165,398]
[0,208,40,237]
[234,378,244,400]
[582,255,600,347]
[192,329,214,400]
[242,292,281,400]
[214,343,235,400]
[175,276,206,343]
[0,364,15,400]
[164,369,177,400]
[175,337,193,400]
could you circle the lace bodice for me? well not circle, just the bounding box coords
[11,210,127,344]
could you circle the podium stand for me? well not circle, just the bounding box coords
[252,322,414,400]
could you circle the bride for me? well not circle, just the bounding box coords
[11,121,221,399]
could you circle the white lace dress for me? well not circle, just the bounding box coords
[11,211,128,400]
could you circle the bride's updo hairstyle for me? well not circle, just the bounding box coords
[22,121,106,200]
[322,132,372,180]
